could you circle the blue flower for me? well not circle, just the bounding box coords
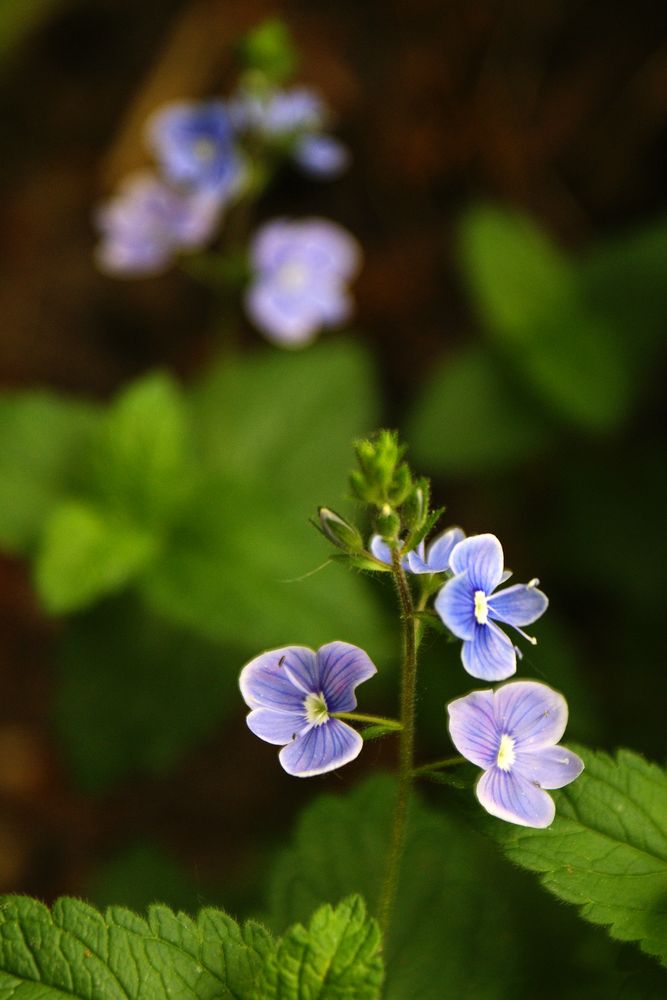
[146,100,243,194]
[435,534,548,681]
[239,642,377,777]
[229,86,326,137]
[245,217,361,346]
[369,526,465,574]
[94,172,223,277]
[448,680,584,827]
[293,134,350,178]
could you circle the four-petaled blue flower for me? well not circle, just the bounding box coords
[94,172,223,277]
[240,642,377,776]
[146,100,243,194]
[229,86,326,137]
[370,526,465,574]
[245,217,361,346]
[435,533,548,681]
[293,134,350,178]
[448,680,584,827]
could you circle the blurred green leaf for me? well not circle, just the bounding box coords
[460,205,632,430]
[238,17,298,85]
[56,596,238,790]
[267,775,517,1000]
[258,897,383,1000]
[407,347,551,475]
[0,392,98,552]
[0,0,65,63]
[492,746,667,967]
[35,501,158,614]
[85,843,204,914]
[90,372,194,528]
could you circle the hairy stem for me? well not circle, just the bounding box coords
[412,756,465,776]
[378,547,418,937]
[333,712,402,729]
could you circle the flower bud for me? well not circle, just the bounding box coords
[317,507,363,552]
[402,477,430,532]
[375,505,401,544]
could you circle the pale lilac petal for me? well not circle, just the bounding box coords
[461,622,516,681]
[245,281,320,346]
[513,745,584,789]
[370,535,392,565]
[447,690,498,769]
[295,134,350,178]
[280,646,320,694]
[488,583,548,626]
[500,569,513,584]
[449,534,504,592]
[476,766,555,828]
[316,641,377,713]
[246,708,306,745]
[493,681,568,749]
[249,219,294,271]
[434,572,476,640]
[295,220,362,279]
[405,540,428,573]
[279,719,362,777]
[424,526,465,573]
[239,646,316,711]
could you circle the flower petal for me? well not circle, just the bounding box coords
[461,622,517,680]
[493,681,568,750]
[513,745,584,789]
[369,534,392,565]
[279,718,362,777]
[488,583,548,626]
[239,646,316,711]
[434,572,476,639]
[447,689,498,768]
[425,526,465,573]
[315,641,377,713]
[476,766,555,828]
[246,708,306,745]
[449,534,504,592]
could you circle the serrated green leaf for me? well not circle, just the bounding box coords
[35,501,159,614]
[90,372,194,528]
[491,746,667,967]
[55,597,239,791]
[407,347,551,475]
[258,896,383,1000]
[0,392,98,552]
[460,205,632,430]
[267,775,517,999]
[0,895,270,999]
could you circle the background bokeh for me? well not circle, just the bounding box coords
[0,1,665,995]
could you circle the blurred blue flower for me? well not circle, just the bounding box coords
[146,100,243,193]
[94,172,223,277]
[435,534,548,681]
[245,217,361,345]
[294,134,350,178]
[239,642,377,776]
[448,681,584,827]
[229,85,326,137]
[370,526,465,574]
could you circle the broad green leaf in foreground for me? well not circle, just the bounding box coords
[0,894,381,1000]
[257,896,383,1000]
[267,775,517,1000]
[0,391,98,552]
[491,747,667,967]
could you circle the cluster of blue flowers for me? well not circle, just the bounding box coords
[95,86,358,347]
[239,525,583,828]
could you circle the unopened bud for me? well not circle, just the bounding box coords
[402,477,430,532]
[317,507,363,552]
[375,506,401,543]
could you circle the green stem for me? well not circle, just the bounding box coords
[412,756,465,777]
[378,546,418,937]
[333,712,402,730]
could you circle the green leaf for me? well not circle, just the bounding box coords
[460,205,631,430]
[491,746,667,967]
[35,501,158,614]
[55,597,239,791]
[267,775,518,999]
[90,372,194,528]
[0,391,98,552]
[238,17,298,84]
[258,896,383,1000]
[85,843,205,915]
[407,347,551,475]
[0,895,271,999]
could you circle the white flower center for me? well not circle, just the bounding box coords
[304,691,329,726]
[277,261,309,292]
[193,137,217,161]
[496,733,515,771]
[474,589,489,625]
